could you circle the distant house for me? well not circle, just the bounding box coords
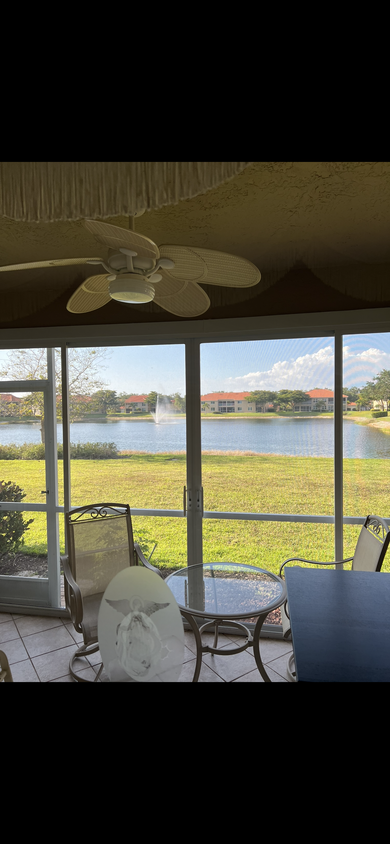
[72,395,92,406]
[372,399,389,411]
[0,393,22,404]
[201,392,273,413]
[122,395,150,413]
[293,389,348,412]
[200,390,350,413]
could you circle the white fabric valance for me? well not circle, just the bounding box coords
[0,162,251,222]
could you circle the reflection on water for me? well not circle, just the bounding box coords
[1,417,390,458]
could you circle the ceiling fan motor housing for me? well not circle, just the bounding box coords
[109,275,155,303]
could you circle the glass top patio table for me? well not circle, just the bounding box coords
[166,563,286,682]
[166,562,285,619]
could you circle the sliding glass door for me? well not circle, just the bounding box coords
[0,349,60,608]
[67,343,188,574]
[199,336,337,586]
[342,331,390,571]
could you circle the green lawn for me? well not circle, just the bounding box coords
[2,452,390,575]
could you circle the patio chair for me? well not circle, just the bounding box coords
[0,649,13,682]
[278,514,390,681]
[61,502,163,682]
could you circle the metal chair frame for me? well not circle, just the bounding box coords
[62,502,162,682]
[0,649,13,682]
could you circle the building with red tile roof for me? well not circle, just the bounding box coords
[122,395,150,413]
[200,389,349,413]
[201,392,268,413]
[307,389,335,398]
[293,389,347,411]
[201,392,251,401]
[0,393,22,403]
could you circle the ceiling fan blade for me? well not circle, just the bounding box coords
[154,276,210,317]
[0,257,105,272]
[158,246,207,281]
[159,245,260,287]
[83,220,160,262]
[66,275,111,313]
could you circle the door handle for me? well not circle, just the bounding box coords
[40,490,49,494]
[184,486,191,515]
[196,487,204,517]
[183,487,203,516]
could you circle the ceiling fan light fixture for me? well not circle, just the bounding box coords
[109,275,155,304]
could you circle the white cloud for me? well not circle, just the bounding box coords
[225,345,390,391]
[342,346,390,384]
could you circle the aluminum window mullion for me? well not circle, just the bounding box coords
[0,380,49,391]
[61,345,71,525]
[334,332,343,566]
[185,338,202,567]
[45,348,60,607]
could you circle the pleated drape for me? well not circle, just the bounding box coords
[0,162,251,222]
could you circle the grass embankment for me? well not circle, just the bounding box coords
[2,410,380,425]
[2,452,390,576]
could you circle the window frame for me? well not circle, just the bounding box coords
[1,306,390,615]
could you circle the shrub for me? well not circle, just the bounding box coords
[371,411,388,418]
[68,442,119,459]
[0,480,34,555]
[20,443,46,459]
[0,444,20,460]
[0,443,46,460]
[0,441,119,460]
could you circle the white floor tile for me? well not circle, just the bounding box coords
[10,659,40,682]
[22,625,75,658]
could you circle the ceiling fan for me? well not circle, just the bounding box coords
[0,212,261,318]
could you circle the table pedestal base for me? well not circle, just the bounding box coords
[181,610,271,682]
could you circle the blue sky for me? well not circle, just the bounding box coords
[1,333,390,396]
[101,333,390,395]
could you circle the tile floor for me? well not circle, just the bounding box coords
[0,609,294,682]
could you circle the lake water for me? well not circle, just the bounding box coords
[1,416,390,459]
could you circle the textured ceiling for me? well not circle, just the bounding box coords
[1,161,390,328]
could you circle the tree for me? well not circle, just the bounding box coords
[372,369,390,410]
[276,390,311,411]
[0,347,110,442]
[146,391,159,412]
[0,480,34,556]
[313,400,326,412]
[88,390,120,415]
[246,390,278,410]
[356,381,375,410]
[343,386,361,403]
[172,393,186,413]
[0,396,20,417]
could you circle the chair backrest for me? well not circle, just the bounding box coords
[66,503,136,599]
[352,515,390,572]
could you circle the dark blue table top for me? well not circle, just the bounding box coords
[285,567,390,682]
